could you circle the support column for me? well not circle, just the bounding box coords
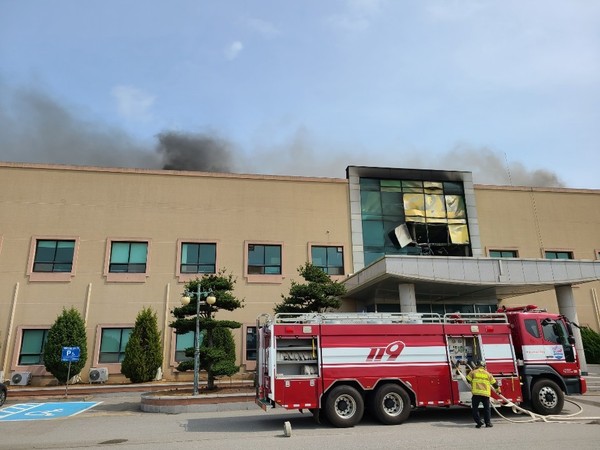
[398,283,417,313]
[556,285,588,375]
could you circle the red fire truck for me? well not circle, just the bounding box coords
[255,306,587,427]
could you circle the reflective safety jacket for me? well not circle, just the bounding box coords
[466,367,497,397]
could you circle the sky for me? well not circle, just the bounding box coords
[0,0,598,188]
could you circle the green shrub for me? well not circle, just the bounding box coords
[581,326,600,364]
[121,307,163,383]
[199,326,238,378]
[43,307,87,384]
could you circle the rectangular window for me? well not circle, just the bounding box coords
[33,240,75,272]
[248,244,281,275]
[359,177,471,259]
[18,329,48,365]
[524,319,540,338]
[545,251,574,260]
[311,246,344,275]
[99,328,132,363]
[246,326,257,361]
[489,250,518,258]
[175,331,195,362]
[180,243,216,274]
[109,242,148,273]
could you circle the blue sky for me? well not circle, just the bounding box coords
[1,1,598,188]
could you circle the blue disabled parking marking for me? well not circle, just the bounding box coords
[0,402,101,421]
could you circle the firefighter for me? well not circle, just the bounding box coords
[466,361,500,428]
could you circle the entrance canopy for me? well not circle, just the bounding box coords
[343,256,600,304]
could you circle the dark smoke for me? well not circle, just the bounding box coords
[0,83,569,188]
[0,83,161,169]
[157,131,236,172]
[438,145,566,188]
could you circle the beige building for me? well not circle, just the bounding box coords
[1,162,599,386]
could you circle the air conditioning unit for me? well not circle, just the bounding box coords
[89,367,109,383]
[11,371,32,386]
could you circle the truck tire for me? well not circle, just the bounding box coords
[372,384,411,425]
[531,379,564,415]
[324,385,364,428]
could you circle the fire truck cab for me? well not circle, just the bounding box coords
[255,309,586,428]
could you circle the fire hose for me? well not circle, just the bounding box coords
[456,367,600,423]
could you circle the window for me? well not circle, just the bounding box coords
[545,251,574,260]
[109,241,148,273]
[33,240,75,272]
[489,250,518,258]
[524,319,540,338]
[99,328,132,363]
[359,177,471,265]
[28,236,79,281]
[246,326,257,361]
[541,321,563,344]
[175,331,202,362]
[180,243,216,274]
[311,246,344,275]
[18,329,48,365]
[416,304,496,315]
[248,244,281,275]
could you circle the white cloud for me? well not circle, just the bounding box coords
[111,85,155,121]
[225,41,244,60]
[425,0,486,22]
[327,0,387,32]
[244,17,280,38]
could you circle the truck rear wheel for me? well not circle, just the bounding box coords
[372,384,411,425]
[324,385,364,428]
[531,379,564,415]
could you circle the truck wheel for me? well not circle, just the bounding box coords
[324,385,364,428]
[531,379,564,415]
[372,384,411,425]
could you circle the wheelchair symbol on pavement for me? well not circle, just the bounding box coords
[0,402,100,421]
[25,408,64,417]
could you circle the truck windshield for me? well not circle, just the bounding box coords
[542,320,568,345]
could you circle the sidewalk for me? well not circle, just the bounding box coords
[4,379,254,403]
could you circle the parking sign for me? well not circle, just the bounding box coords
[61,346,81,362]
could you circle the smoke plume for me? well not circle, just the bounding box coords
[157,131,236,173]
[0,83,161,169]
[0,83,567,188]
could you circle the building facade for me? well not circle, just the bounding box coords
[1,162,599,385]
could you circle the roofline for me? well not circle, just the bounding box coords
[0,161,347,184]
[1,161,597,193]
[473,183,600,194]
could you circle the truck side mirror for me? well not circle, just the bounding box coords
[568,336,575,345]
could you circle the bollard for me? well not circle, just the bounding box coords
[283,421,292,437]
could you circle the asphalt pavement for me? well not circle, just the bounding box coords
[3,365,600,412]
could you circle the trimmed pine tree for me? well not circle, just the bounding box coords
[274,263,346,313]
[170,272,243,390]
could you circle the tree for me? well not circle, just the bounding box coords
[170,271,243,390]
[121,307,163,383]
[199,327,238,380]
[274,263,346,313]
[581,326,600,364]
[43,307,87,384]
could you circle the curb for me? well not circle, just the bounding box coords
[140,391,258,413]
[5,380,254,400]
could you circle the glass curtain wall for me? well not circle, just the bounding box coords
[360,178,471,266]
